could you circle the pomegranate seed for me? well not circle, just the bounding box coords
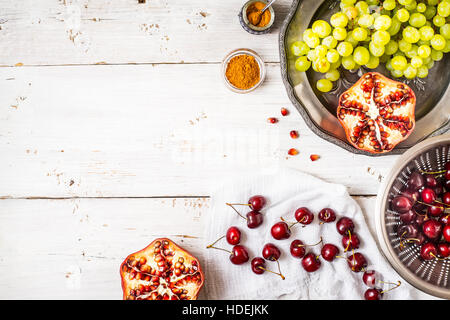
[281,108,289,116]
[310,154,320,161]
[267,117,278,124]
[290,130,299,139]
[288,148,299,156]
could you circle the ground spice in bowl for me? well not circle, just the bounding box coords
[225,54,260,90]
[246,1,271,28]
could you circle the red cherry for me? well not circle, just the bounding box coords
[290,240,306,258]
[364,288,383,300]
[318,208,336,223]
[229,245,249,265]
[391,195,413,213]
[251,257,266,274]
[399,210,417,224]
[427,205,444,217]
[226,226,241,245]
[407,171,425,190]
[246,210,263,229]
[443,192,450,206]
[248,195,266,211]
[445,162,450,171]
[362,270,381,288]
[397,224,419,239]
[262,243,281,261]
[336,217,354,235]
[301,253,321,272]
[320,244,340,262]
[421,188,436,204]
[443,225,450,242]
[420,242,437,260]
[347,252,367,272]
[439,214,450,226]
[294,207,314,225]
[342,233,360,251]
[271,221,291,240]
[424,174,438,188]
[422,220,442,240]
[437,243,450,258]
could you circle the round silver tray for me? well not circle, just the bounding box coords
[375,134,450,299]
[279,0,450,156]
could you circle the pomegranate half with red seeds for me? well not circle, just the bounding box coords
[120,238,204,300]
[337,72,416,154]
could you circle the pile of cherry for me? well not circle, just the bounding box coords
[207,195,400,300]
[391,162,450,261]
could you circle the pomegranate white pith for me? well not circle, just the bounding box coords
[337,72,416,154]
[120,238,204,300]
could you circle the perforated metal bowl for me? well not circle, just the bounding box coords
[375,134,450,299]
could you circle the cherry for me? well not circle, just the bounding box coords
[445,162,450,171]
[428,205,444,218]
[443,192,450,206]
[301,253,321,272]
[342,232,361,251]
[290,240,306,258]
[407,171,425,191]
[415,214,429,227]
[422,220,442,240]
[443,225,450,242]
[434,183,444,196]
[362,270,381,288]
[251,257,265,275]
[271,221,291,240]
[421,188,436,204]
[294,207,314,225]
[446,170,450,181]
[225,226,241,245]
[391,195,413,213]
[425,174,438,188]
[437,243,450,258]
[420,242,438,260]
[318,208,336,223]
[364,288,383,300]
[321,244,340,262]
[399,210,417,224]
[262,243,281,261]
[336,217,354,235]
[397,224,419,239]
[413,232,426,246]
[401,189,419,201]
[446,179,450,192]
[347,252,367,272]
[246,210,264,229]
[229,245,249,265]
[439,214,450,226]
[248,195,266,211]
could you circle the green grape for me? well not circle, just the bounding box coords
[358,14,374,28]
[427,60,435,69]
[342,55,357,69]
[342,0,357,5]
[326,49,340,63]
[431,48,444,60]
[379,54,390,63]
[405,0,417,11]
[416,3,427,12]
[403,26,420,43]
[430,34,446,50]
[295,56,312,71]
[331,59,342,69]
[403,65,417,79]
[352,27,369,41]
[422,55,432,64]
[391,69,404,78]
[356,1,370,14]
[396,8,410,22]
[326,69,340,81]
[443,41,450,53]
[409,13,427,28]
[333,27,348,41]
[427,0,438,5]
[307,49,318,62]
[383,0,396,10]
[374,15,392,30]
[322,36,338,49]
[424,6,437,20]
[315,45,328,57]
[438,1,450,17]
[399,39,413,52]
[316,79,333,92]
[386,59,394,71]
[291,41,310,56]
[418,44,432,58]
[372,30,391,45]
[304,33,320,48]
[411,56,423,68]
[405,45,419,58]
[419,26,435,41]
[343,6,359,20]
[391,55,408,70]
[398,0,413,5]
[440,24,450,40]
[385,40,399,55]
[312,20,332,38]
[369,41,385,56]
[367,0,380,5]
[353,46,370,65]
[330,12,349,28]
[388,17,402,35]
[337,41,354,56]
[433,15,446,27]
[316,57,331,73]
[345,33,360,47]
[365,55,380,68]
[417,65,429,78]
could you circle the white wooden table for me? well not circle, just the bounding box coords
[0,0,431,299]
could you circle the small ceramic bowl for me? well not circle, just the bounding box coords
[238,0,275,35]
[222,48,266,93]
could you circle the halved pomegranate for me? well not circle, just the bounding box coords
[120,238,204,300]
[337,72,416,154]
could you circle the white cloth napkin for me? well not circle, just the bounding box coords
[203,168,434,300]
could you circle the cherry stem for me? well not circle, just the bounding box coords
[419,170,445,175]
[226,203,247,220]
[416,200,448,210]
[344,230,352,252]
[259,264,285,280]
[380,280,401,294]
[297,237,323,248]
[206,236,231,254]
[280,217,299,230]
[430,253,448,261]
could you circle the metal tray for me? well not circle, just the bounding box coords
[375,134,450,299]
[279,0,450,156]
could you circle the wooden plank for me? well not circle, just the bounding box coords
[0,196,380,299]
[0,0,292,66]
[0,64,398,198]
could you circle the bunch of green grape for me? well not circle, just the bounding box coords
[290,0,450,93]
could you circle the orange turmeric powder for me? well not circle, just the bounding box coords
[246,1,271,28]
[225,54,260,90]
